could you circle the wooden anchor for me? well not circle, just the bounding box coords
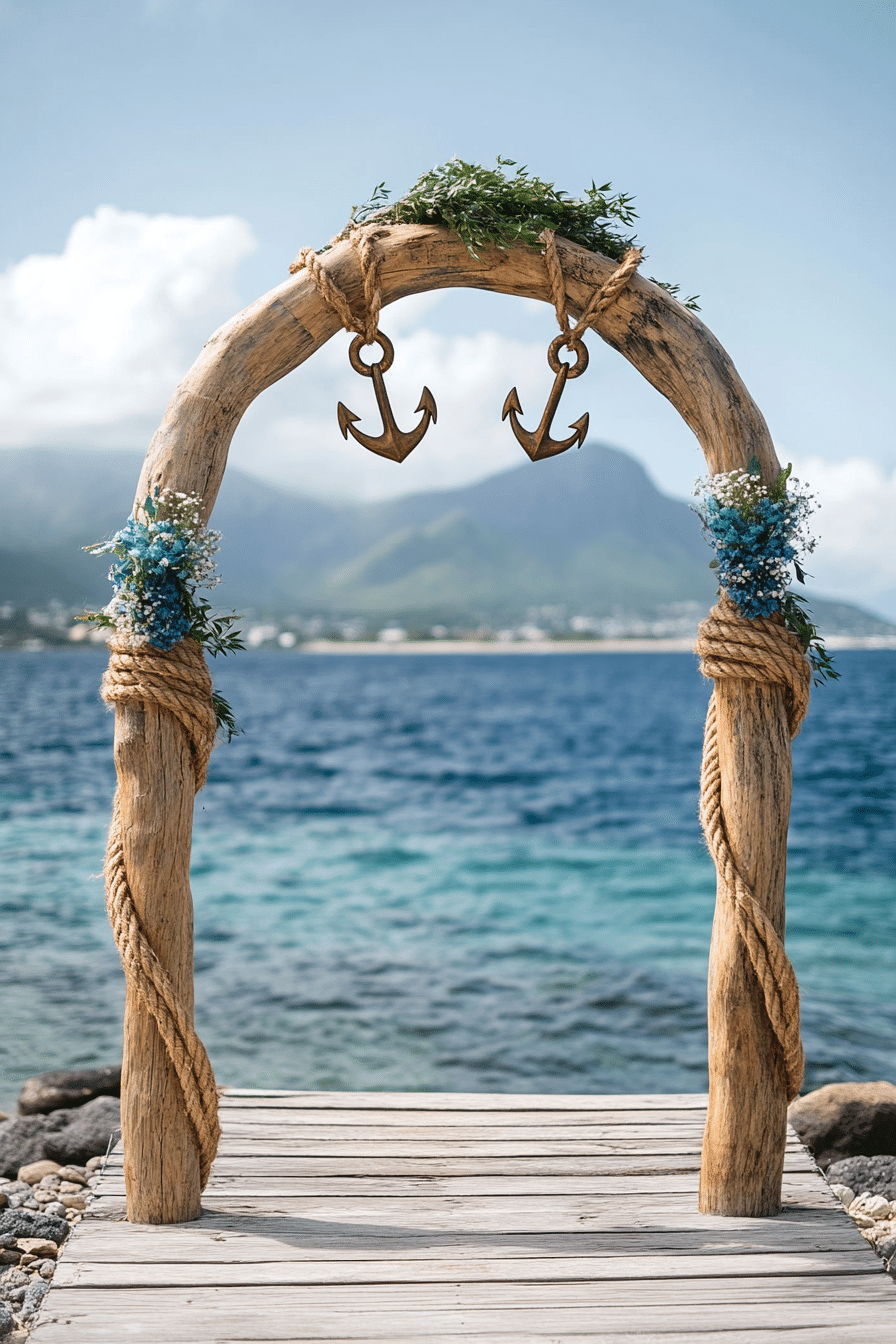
[502,333,590,461]
[337,331,437,463]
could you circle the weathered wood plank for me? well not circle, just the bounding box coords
[219,1092,709,1111]
[97,1153,816,1179]
[216,1110,715,1128]
[53,1248,883,1289]
[216,1137,712,1155]
[217,1091,709,1112]
[33,1277,896,1330]
[86,1195,843,1232]
[92,1173,834,1198]
[112,1334,889,1344]
[62,1221,868,1262]
[136,1334,895,1344]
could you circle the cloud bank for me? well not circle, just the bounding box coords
[0,206,255,441]
[790,455,896,616]
[0,207,892,617]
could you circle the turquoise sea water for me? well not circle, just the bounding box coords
[1,648,894,1113]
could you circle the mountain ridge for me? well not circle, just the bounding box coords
[0,444,891,637]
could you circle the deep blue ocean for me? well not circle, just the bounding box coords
[1,647,894,1114]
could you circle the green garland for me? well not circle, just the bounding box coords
[336,157,699,310]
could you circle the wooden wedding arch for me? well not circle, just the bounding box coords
[103,223,808,1225]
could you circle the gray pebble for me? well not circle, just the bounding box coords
[826,1155,896,1202]
[54,1167,88,1185]
[878,1232,896,1261]
[18,1276,48,1320]
[0,1301,14,1339]
[42,1201,66,1219]
[36,1260,55,1280]
[0,1210,69,1244]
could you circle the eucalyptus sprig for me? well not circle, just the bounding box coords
[350,157,638,260]
[339,158,700,309]
[781,590,839,686]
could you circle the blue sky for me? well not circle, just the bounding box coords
[1,0,894,611]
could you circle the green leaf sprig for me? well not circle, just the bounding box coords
[334,158,700,308]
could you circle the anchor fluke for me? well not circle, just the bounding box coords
[416,386,438,423]
[569,412,590,448]
[337,402,361,439]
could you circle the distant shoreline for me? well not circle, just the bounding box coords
[3,635,896,655]
[299,636,896,655]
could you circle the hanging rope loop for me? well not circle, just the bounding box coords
[695,596,811,1102]
[541,228,643,350]
[290,223,386,346]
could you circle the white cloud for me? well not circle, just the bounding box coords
[789,454,896,613]
[0,206,256,442]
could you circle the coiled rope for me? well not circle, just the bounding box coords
[101,637,221,1189]
[695,596,811,1102]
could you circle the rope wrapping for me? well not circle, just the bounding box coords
[101,637,220,1189]
[541,229,643,347]
[291,225,643,354]
[290,225,385,345]
[695,596,811,1102]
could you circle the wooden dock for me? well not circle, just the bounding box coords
[34,1090,893,1341]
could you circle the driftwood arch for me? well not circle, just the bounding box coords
[110,225,799,1224]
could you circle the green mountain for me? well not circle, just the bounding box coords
[0,443,891,637]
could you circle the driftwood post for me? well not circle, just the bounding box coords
[700,681,794,1215]
[116,705,202,1224]
[108,224,799,1220]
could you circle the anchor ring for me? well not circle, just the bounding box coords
[348,330,395,378]
[547,333,589,379]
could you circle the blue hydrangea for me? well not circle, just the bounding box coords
[87,490,222,650]
[694,464,817,621]
[701,495,797,618]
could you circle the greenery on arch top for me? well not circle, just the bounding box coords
[342,158,700,309]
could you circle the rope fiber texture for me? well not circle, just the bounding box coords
[541,229,643,348]
[290,225,643,353]
[695,596,811,1102]
[290,225,385,345]
[101,637,221,1189]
